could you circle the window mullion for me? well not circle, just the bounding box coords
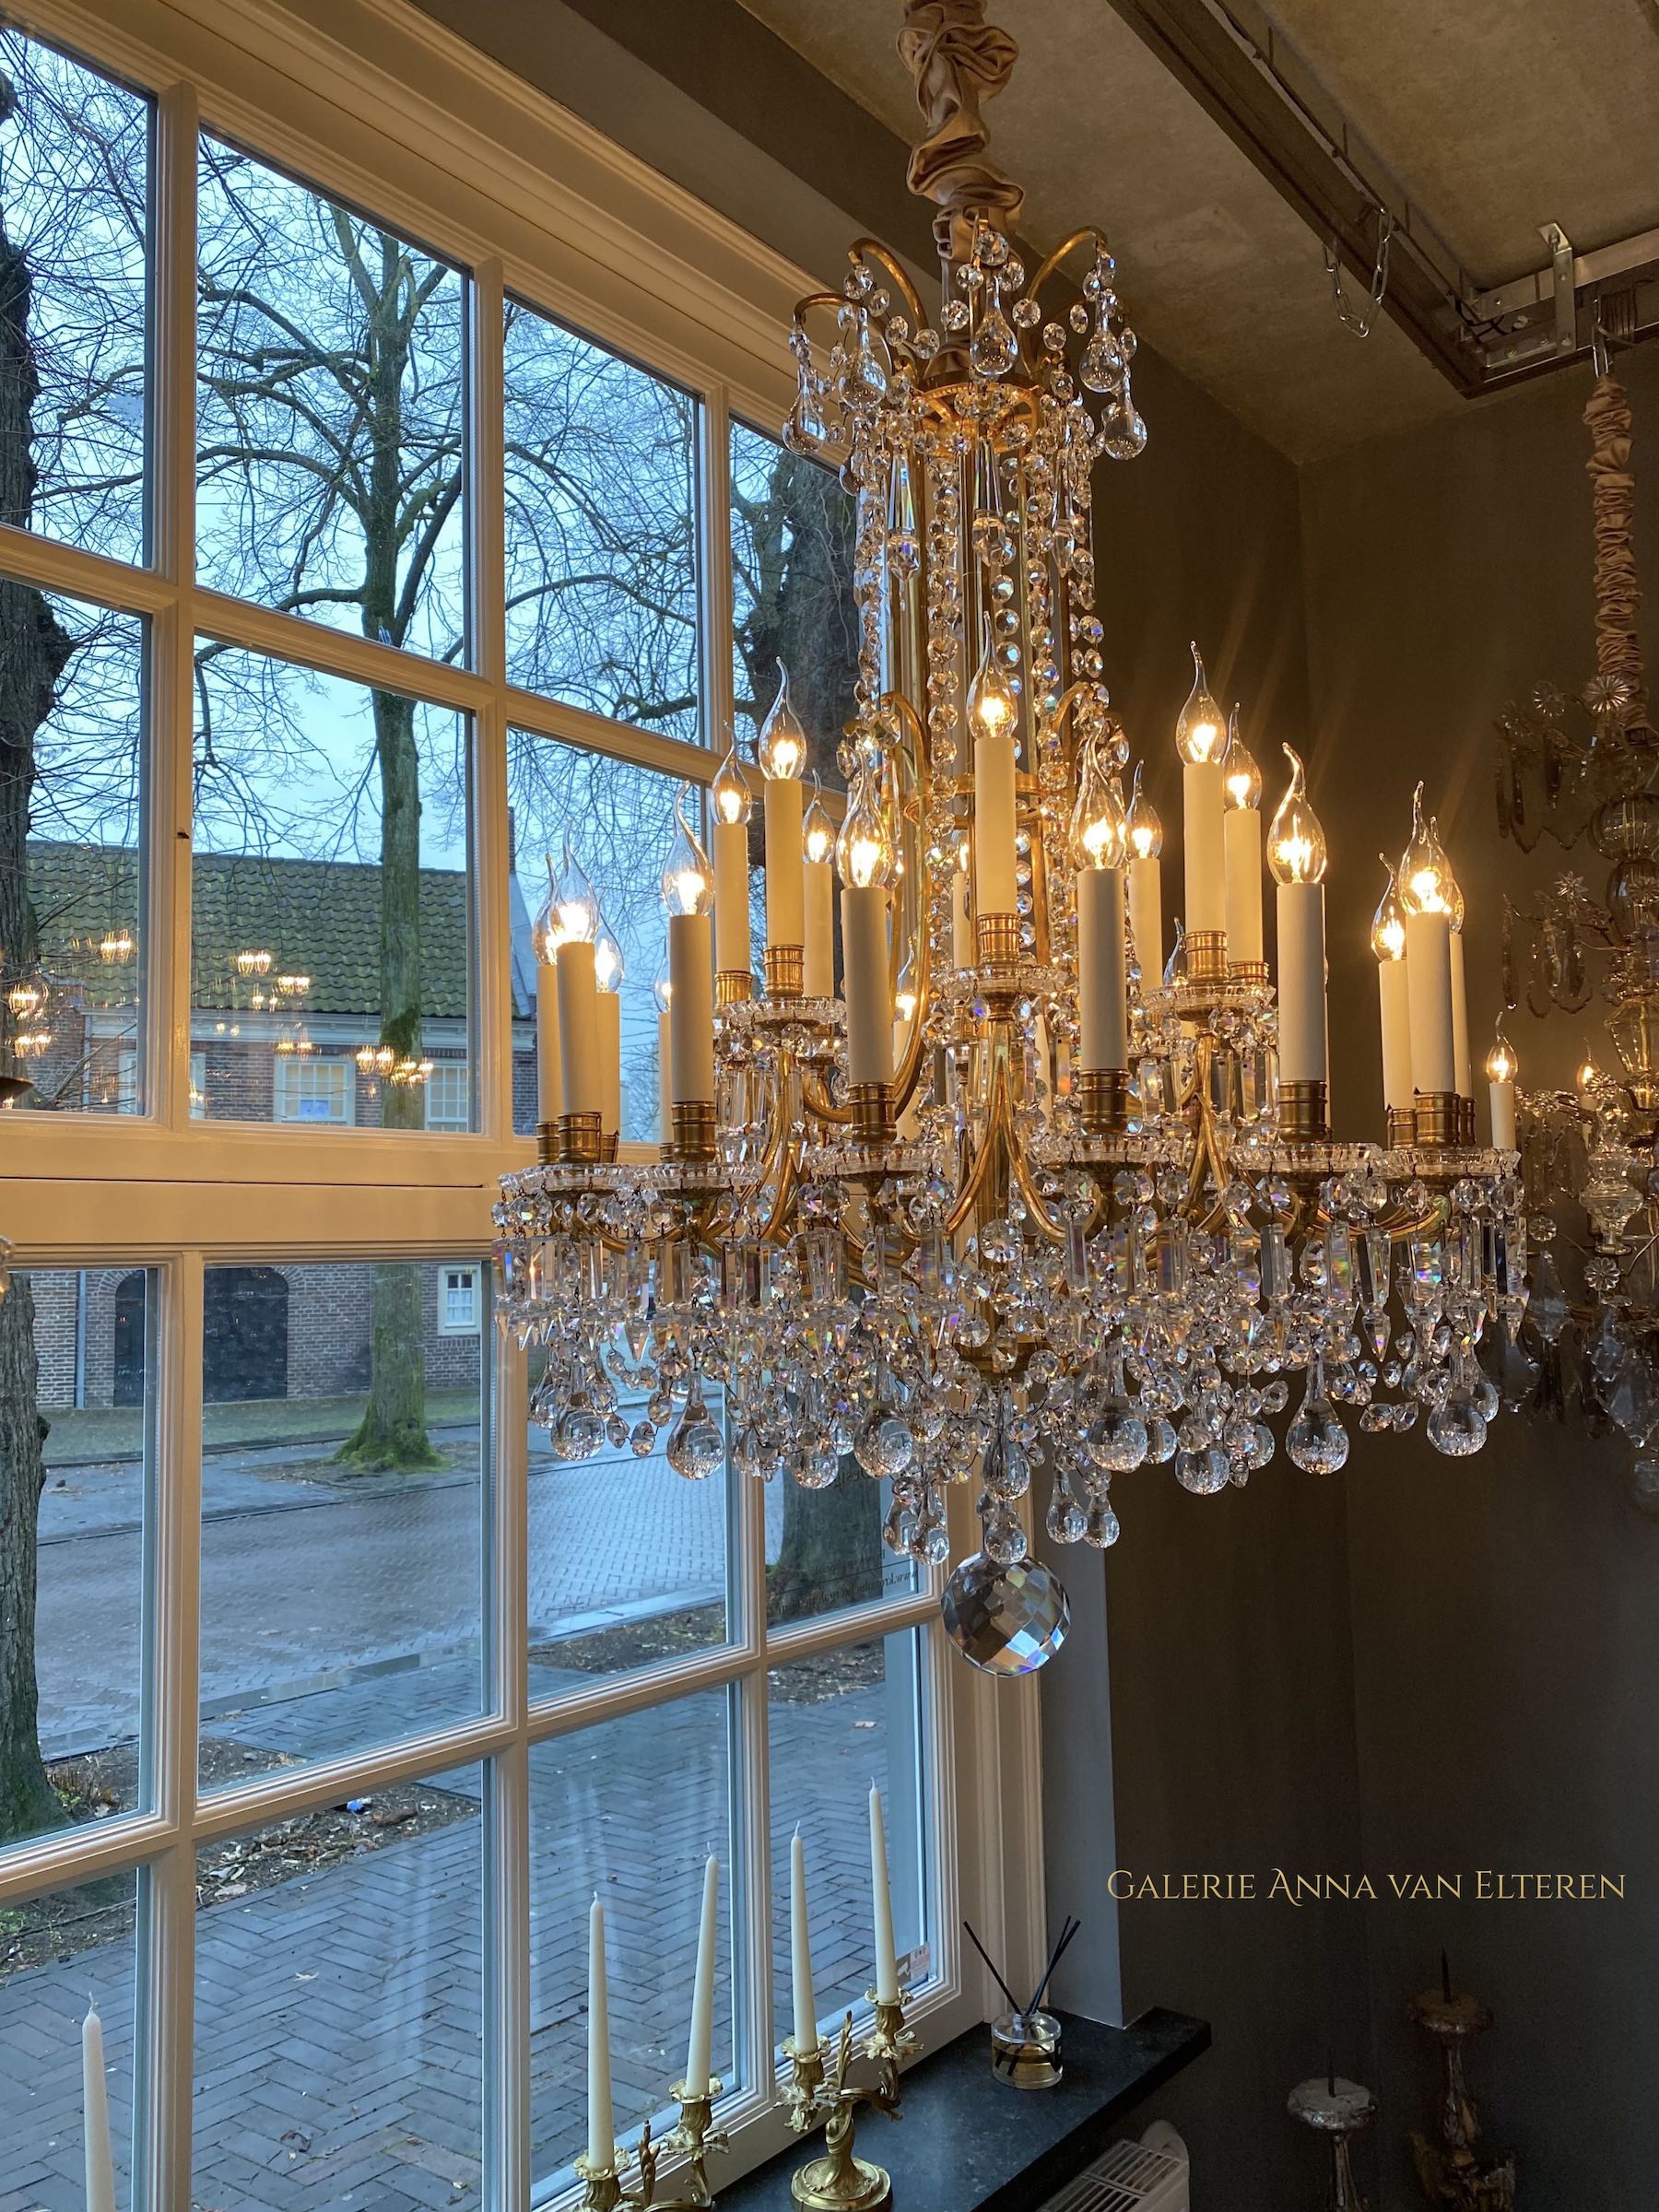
[148,78,197,1135]
[485,1742,531,2212]
[470,256,513,1144]
[700,380,735,753]
[735,1662,774,2117]
[135,1250,203,2211]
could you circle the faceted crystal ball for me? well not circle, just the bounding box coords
[941,1553,1071,1676]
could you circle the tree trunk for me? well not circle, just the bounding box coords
[770,1470,885,1626]
[335,246,440,1474]
[0,190,76,1840]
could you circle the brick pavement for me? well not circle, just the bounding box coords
[1,1678,904,2212]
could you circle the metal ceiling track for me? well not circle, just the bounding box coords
[1102,0,1659,394]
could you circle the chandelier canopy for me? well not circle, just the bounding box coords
[495,0,1524,1669]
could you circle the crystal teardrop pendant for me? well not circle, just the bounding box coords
[942,1552,1070,1676]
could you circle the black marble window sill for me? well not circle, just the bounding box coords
[715,2006,1210,2212]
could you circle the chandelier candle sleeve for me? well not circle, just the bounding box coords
[1379,958,1412,1111]
[952,841,974,970]
[1127,853,1162,983]
[973,729,1018,921]
[657,1006,673,1137]
[535,963,562,1127]
[842,884,893,1087]
[83,2001,115,2212]
[790,1830,818,2053]
[869,1785,900,2006]
[764,774,806,954]
[1405,912,1456,1096]
[1277,884,1327,1081]
[1176,648,1228,937]
[668,915,715,1105]
[1449,928,1472,1097]
[1077,865,1129,1071]
[597,988,621,1140]
[712,818,752,979]
[588,1896,615,2172]
[1488,1044,1518,1150]
[1222,711,1265,967]
[686,1853,719,2100]
[556,940,601,1118]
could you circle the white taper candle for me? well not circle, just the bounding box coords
[869,1784,900,2006]
[83,1998,115,2212]
[790,1829,818,2053]
[588,1895,615,2171]
[685,1853,719,2099]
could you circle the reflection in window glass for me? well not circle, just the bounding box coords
[196,136,467,665]
[508,731,682,1140]
[190,645,469,1127]
[2,594,144,1114]
[0,29,149,565]
[769,1631,931,2036]
[196,1260,486,1788]
[730,419,856,776]
[768,1472,918,1630]
[529,1694,734,2191]
[504,299,700,737]
[1,1269,151,1858]
[0,1868,137,2199]
[194,1808,483,2209]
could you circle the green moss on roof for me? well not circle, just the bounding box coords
[25,841,478,1018]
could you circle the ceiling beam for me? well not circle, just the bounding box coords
[1100,0,1484,394]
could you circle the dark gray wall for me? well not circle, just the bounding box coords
[1303,342,1659,2211]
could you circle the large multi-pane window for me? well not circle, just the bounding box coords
[0,12,997,2212]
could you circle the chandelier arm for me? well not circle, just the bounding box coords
[846,240,926,332]
[750,1064,804,1247]
[802,1067,853,1124]
[943,1050,1014,1238]
[883,688,935,1121]
[1026,227,1112,306]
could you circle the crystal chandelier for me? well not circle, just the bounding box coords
[1495,349,1659,1490]
[494,0,1524,1668]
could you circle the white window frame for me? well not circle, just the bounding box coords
[439,1260,481,1334]
[271,1052,355,1125]
[425,1059,472,1133]
[0,3,1049,2206]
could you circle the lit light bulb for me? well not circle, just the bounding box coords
[1266,745,1327,885]
[1397,782,1454,917]
[653,951,673,1014]
[757,663,806,781]
[553,839,601,946]
[1577,1054,1602,1094]
[1125,763,1163,860]
[802,782,835,865]
[593,909,625,992]
[1370,857,1406,962]
[835,767,894,889]
[711,736,752,826]
[6,974,47,1022]
[1068,739,1128,869]
[1486,1024,1517,1085]
[661,784,713,916]
[1221,704,1261,809]
[1175,641,1225,765]
[967,626,1018,744]
[531,859,559,965]
[1430,817,1465,930]
[894,953,918,1025]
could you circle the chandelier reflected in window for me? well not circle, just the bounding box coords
[495,0,1522,1668]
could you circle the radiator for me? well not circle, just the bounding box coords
[1037,2122,1190,2212]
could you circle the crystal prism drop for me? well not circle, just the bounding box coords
[941,1553,1070,1676]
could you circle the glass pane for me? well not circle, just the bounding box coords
[196,137,466,664]
[508,733,683,1143]
[530,1692,735,2193]
[0,29,148,566]
[768,1475,920,1630]
[730,419,856,776]
[504,299,699,737]
[769,1630,932,2038]
[0,1868,138,2205]
[189,645,469,1127]
[2,1268,150,1861]
[3,595,144,1113]
[197,1259,486,1787]
[194,1806,483,2209]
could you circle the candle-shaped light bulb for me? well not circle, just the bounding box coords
[758,663,806,782]
[967,626,1018,745]
[1578,1055,1602,1093]
[1068,740,1127,870]
[1222,705,1262,809]
[1126,765,1163,860]
[1397,782,1453,915]
[1431,818,1465,930]
[1487,1027,1517,1084]
[711,737,752,826]
[894,952,918,1027]
[1175,641,1225,765]
[1488,1020,1519,1148]
[652,953,673,1014]
[531,856,561,964]
[662,785,713,916]
[803,786,835,866]
[593,912,625,993]
[554,838,601,946]
[1266,746,1327,884]
[836,768,894,889]
[1371,859,1406,961]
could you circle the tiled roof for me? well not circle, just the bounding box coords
[23,841,516,1019]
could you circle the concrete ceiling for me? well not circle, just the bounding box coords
[735,0,1659,462]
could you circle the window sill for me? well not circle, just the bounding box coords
[714,2006,1210,2212]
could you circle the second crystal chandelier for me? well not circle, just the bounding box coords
[495,0,1523,1668]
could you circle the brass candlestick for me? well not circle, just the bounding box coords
[574,2077,731,2212]
[784,1994,918,2212]
[1407,1972,1516,2212]
[1288,2073,1376,2212]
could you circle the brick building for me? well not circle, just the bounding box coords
[15,839,545,1408]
